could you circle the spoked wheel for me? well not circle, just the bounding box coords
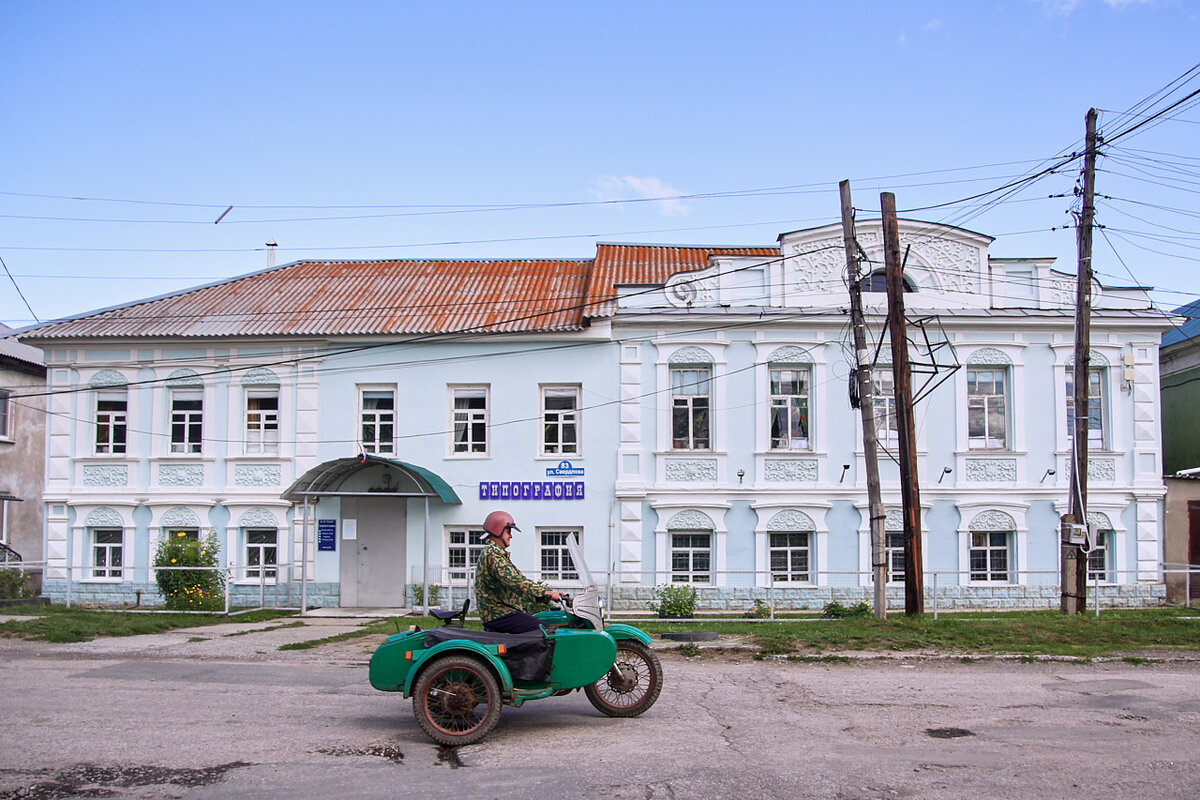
[412,655,502,746]
[585,640,663,717]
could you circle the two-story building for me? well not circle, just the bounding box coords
[17,219,1173,610]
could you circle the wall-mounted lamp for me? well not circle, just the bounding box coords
[839,464,851,484]
[938,466,953,483]
[1041,468,1056,483]
[736,468,745,485]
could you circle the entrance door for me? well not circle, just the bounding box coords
[339,497,407,607]
[1189,501,1200,601]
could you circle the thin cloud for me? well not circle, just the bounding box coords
[591,176,690,216]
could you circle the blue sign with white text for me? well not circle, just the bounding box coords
[318,519,337,551]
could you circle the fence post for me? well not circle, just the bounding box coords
[931,571,938,620]
[1188,568,1192,609]
[1094,570,1100,618]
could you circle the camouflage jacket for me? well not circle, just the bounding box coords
[473,541,549,623]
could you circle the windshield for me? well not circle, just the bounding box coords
[565,534,594,589]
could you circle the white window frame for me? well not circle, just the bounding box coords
[450,385,489,457]
[1086,528,1115,584]
[95,389,128,455]
[359,386,396,455]
[670,531,712,584]
[969,530,1013,583]
[768,530,812,584]
[670,367,711,451]
[1066,367,1107,450]
[169,388,204,454]
[885,531,906,584]
[967,367,1009,450]
[0,388,10,440]
[447,527,486,585]
[540,385,580,457]
[769,366,811,451]
[538,529,581,582]
[244,389,280,455]
[90,528,124,580]
[872,372,899,449]
[243,528,278,584]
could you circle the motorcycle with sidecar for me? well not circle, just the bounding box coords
[369,537,663,745]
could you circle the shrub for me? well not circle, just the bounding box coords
[649,584,698,618]
[822,599,872,619]
[153,532,225,611]
[0,568,37,600]
[743,599,772,619]
[410,583,441,606]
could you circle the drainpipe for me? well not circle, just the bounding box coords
[300,498,309,615]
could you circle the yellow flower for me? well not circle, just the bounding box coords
[177,531,186,537]
[170,558,177,564]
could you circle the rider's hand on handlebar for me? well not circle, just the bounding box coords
[544,590,563,602]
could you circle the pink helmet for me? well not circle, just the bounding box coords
[483,510,520,539]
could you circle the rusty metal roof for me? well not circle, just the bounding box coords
[22,259,595,340]
[586,243,778,318]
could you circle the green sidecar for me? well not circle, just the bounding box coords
[369,540,662,745]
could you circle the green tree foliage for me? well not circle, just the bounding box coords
[153,531,225,611]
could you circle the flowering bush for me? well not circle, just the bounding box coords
[153,531,225,611]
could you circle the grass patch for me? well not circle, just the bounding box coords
[0,606,295,643]
[223,620,306,637]
[638,608,1200,659]
[278,616,427,651]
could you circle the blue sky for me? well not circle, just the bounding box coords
[1,1,1197,327]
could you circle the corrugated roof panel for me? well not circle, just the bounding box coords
[22,259,594,340]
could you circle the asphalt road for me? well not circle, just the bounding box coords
[2,618,1199,799]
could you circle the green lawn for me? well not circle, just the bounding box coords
[0,605,295,643]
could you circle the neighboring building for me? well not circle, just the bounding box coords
[0,325,47,584]
[1163,473,1200,605]
[1160,300,1200,476]
[17,220,1174,610]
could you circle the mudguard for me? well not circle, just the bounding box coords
[602,624,653,645]
[402,639,513,698]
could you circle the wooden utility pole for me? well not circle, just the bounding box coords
[1062,108,1099,615]
[881,193,923,615]
[840,181,888,619]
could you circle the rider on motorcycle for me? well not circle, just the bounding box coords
[474,510,563,633]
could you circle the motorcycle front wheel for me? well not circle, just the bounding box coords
[584,640,663,717]
[412,655,502,746]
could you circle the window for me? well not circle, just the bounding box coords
[885,532,905,583]
[360,389,395,455]
[166,528,199,542]
[1066,368,1106,449]
[872,372,899,448]
[769,532,811,583]
[1087,529,1114,583]
[539,530,580,581]
[448,528,485,583]
[541,386,580,456]
[245,529,278,581]
[967,368,1008,449]
[169,389,203,453]
[245,391,279,455]
[860,270,915,293]
[91,529,123,579]
[452,387,489,455]
[769,368,810,450]
[95,390,128,454]
[0,389,9,438]
[671,368,710,450]
[969,531,1011,582]
[670,532,711,583]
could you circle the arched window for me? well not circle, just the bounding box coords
[860,270,915,293]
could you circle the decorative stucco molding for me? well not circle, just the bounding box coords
[767,509,816,532]
[234,464,282,486]
[668,346,714,365]
[165,369,203,387]
[767,346,813,364]
[160,507,200,528]
[666,510,716,530]
[965,458,1017,481]
[1066,350,1111,367]
[968,510,1017,531]
[81,465,128,486]
[87,369,129,388]
[1086,511,1114,529]
[158,464,204,486]
[1088,459,1116,481]
[664,459,718,482]
[966,347,1012,366]
[241,368,280,386]
[763,459,819,482]
[83,507,123,527]
[238,507,278,528]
